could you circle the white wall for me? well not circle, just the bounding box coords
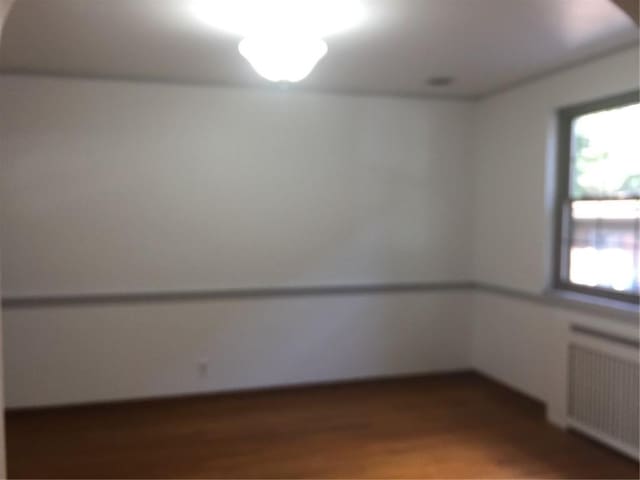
[0,1,13,39]
[0,76,473,407]
[1,46,638,415]
[471,291,638,427]
[0,0,16,475]
[472,47,639,292]
[470,46,640,426]
[5,291,471,407]
[0,76,472,297]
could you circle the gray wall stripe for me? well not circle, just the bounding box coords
[0,282,474,308]
[2,282,637,325]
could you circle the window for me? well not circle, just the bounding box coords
[554,91,640,304]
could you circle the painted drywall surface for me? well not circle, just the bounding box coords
[0,0,11,31]
[470,46,640,427]
[470,291,638,427]
[470,292,568,425]
[0,75,472,297]
[4,291,471,407]
[472,46,639,293]
[0,75,474,407]
[3,48,640,411]
[0,0,17,475]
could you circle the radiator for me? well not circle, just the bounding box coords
[567,326,639,460]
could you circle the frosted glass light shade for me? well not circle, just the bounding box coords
[239,36,328,82]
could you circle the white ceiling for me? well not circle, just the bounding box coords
[0,0,637,98]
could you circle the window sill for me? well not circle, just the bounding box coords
[544,288,639,323]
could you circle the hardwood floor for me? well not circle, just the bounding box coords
[6,372,639,479]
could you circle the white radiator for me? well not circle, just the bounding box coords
[567,326,639,460]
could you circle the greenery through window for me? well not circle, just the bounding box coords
[555,93,639,303]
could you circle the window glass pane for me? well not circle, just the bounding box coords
[569,200,639,294]
[571,103,640,199]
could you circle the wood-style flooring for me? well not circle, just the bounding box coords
[6,372,639,479]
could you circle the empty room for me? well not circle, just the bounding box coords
[0,0,639,478]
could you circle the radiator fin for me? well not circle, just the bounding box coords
[568,344,639,456]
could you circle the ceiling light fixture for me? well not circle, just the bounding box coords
[239,36,328,83]
[192,0,366,83]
